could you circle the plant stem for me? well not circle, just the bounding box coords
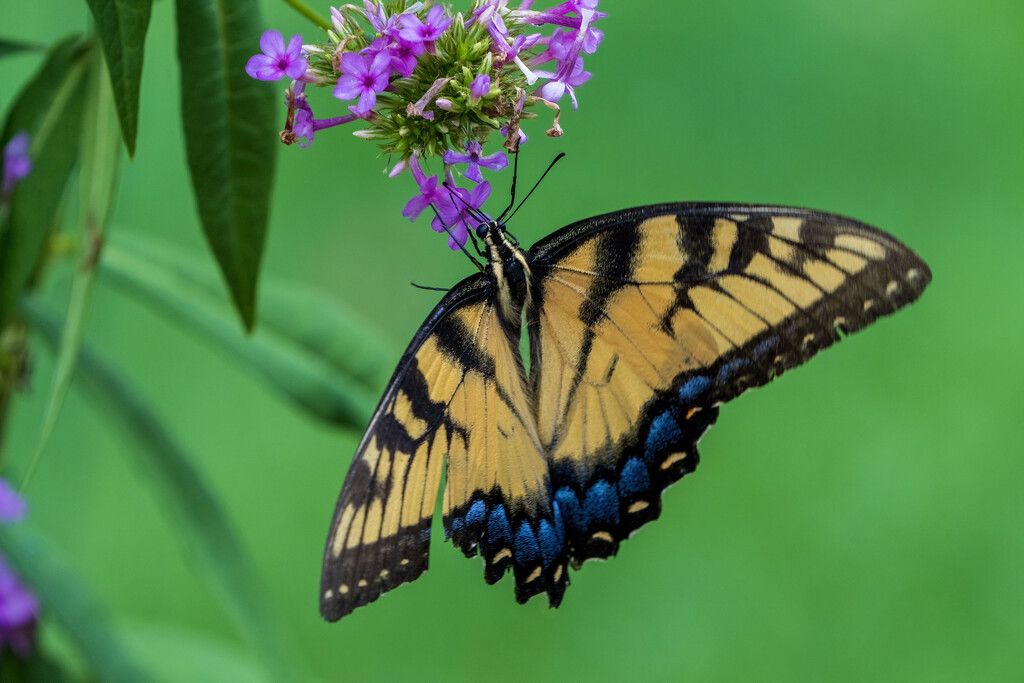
[283,0,332,31]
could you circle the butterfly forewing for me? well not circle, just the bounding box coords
[526,204,931,566]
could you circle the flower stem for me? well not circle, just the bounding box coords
[282,0,332,31]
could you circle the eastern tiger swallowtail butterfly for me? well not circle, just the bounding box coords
[320,203,930,620]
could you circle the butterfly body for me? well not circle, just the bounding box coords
[320,204,930,621]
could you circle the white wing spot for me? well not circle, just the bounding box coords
[863,299,874,311]
[907,268,920,280]
[400,558,410,566]
[526,566,542,583]
[339,584,350,595]
[834,316,846,328]
[324,589,334,599]
[357,579,368,588]
[802,333,815,346]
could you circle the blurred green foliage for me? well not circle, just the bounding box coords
[1,0,1022,680]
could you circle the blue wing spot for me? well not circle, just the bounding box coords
[583,480,620,526]
[618,458,651,497]
[448,516,464,538]
[466,499,486,528]
[487,504,512,547]
[514,522,539,563]
[645,410,683,460]
[717,358,750,384]
[551,500,566,547]
[754,336,778,357]
[678,375,710,402]
[555,487,584,534]
[419,527,431,543]
[537,520,560,566]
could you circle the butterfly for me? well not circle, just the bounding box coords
[319,203,931,621]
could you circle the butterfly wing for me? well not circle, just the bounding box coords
[321,273,560,620]
[526,203,930,566]
[319,275,489,621]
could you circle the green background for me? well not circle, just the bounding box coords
[3,0,1023,680]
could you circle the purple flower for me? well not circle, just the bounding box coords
[536,57,591,109]
[2,132,31,198]
[403,156,450,221]
[0,556,37,657]
[433,181,492,249]
[389,38,424,78]
[245,31,308,81]
[364,0,402,38]
[469,74,491,103]
[0,479,36,658]
[0,479,26,522]
[443,140,507,183]
[334,51,392,116]
[399,6,452,54]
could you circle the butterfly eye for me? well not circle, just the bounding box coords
[475,222,489,237]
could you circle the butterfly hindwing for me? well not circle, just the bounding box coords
[437,294,569,606]
[527,204,931,566]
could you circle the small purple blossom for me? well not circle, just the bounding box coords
[0,557,37,657]
[0,479,37,658]
[2,132,31,198]
[363,0,401,37]
[443,141,508,183]
[469,74,491,103]
[433,181,492,249]
[0,479,26,521]
[535,57,591,108]
[334,51,391,116]
[245,31,308,82]
[399,6,452,54]
[403,156,450,221]
[389,38,424,78]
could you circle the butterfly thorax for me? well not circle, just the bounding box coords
[482,221,533,336]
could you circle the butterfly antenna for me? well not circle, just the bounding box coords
[500,152,565,225]
[429,203,485,271]
[498,149,521,223]
[410,282,451,292]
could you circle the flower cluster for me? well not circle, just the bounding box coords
[246,0,603,249]
[0,478,37,658]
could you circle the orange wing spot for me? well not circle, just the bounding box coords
[686,407,699,420]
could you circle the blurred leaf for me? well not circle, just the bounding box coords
[0,39,44,58]
[0,522,152,682]
[22,50,123,490]
[0,36,91,330]
[23,300,304,682]
[174,0,277,331]
[121,620,270,683]
[85,0,153,156]
[100,233,391,428]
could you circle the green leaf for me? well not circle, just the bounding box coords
[23,300,304,682]
[0,36,91,330]
[0,39,44,59]
[0,523,153,682]
[174,0,277,331]
[85,0,153,157]
[21,49,124,490]
[100,233,392,428]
